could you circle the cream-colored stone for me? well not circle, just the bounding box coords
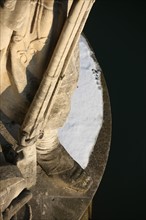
[0,1,95,212]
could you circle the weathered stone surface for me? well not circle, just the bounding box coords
[0,37,111,219]
[0,1,111,219]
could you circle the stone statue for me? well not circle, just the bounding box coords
[0,0,95,218]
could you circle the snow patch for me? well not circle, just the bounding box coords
[58,35,103,169]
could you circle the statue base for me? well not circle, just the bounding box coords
[0,36,111,220]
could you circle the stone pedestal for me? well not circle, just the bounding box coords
[0,37,111,219]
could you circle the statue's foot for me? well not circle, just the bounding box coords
[37,144,74,175]
[58,161,93,193]
[37,144,93,193]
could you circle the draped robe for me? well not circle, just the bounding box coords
[0,0,79,131]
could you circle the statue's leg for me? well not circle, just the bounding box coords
[36,45,79,173]
[37,128,74,174]
[36,46,93,192]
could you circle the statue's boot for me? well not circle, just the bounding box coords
[58,155,93,192]
[37,144,74,175]
[37,131,93,192]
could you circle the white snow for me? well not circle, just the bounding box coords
[58,35,103,169]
